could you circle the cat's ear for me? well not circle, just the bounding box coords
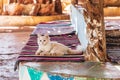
[37,34,42,38]
[45,33,49,39]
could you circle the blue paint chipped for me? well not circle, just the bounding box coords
[27,67,43,80]
[47,73,74,80]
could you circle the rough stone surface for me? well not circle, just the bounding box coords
[0,31,31,80]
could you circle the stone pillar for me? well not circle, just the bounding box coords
[81,0,108,62]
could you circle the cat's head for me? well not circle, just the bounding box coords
[37,34,50,45]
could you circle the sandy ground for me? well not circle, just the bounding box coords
[0,32,31,80]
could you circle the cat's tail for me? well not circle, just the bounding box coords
[67,45,83,54]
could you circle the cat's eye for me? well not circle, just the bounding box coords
[43,40,46,42]
[39,40,42,42]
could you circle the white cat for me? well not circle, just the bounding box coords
[35,34,83,56]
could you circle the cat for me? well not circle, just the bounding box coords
[35,34,83,56]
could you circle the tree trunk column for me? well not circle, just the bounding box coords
[83,0,108,62]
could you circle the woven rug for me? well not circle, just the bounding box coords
[19,32,84,62]
[15,20,84,70]
[105,19,120,64]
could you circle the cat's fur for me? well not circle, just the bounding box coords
[35,34,83,56]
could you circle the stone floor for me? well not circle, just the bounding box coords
[0,31,32,80]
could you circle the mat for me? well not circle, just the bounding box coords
[14,21,85,71]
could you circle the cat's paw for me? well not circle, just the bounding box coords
[47,52,55,56]
[40,51,49,56]
[35,52,40,55]
[49,52,64,56]
[39,53,45,56]
[35,50,44,55]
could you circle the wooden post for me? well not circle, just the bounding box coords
[83,0,108,62]
[55,0,62,14]
[71,0,78,5]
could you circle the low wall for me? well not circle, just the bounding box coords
[104,7,120,16]
[0,15,69,26]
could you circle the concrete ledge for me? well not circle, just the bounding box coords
[0,15,69,26]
